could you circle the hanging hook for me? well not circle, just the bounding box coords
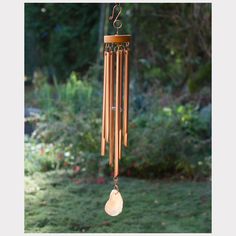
[109,3,122,35]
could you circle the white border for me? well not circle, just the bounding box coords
[2,0,236,235]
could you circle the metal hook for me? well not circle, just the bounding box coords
[113,176,119,192]
[109,3,122,35]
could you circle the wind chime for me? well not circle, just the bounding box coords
[101,3,131,216]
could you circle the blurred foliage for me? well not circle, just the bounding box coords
[25,136,61,175]
[188,62,211,93]
[25,3,211,97]
[25,3,100,80]
[26,72,211,180]
[27,72,101,178]
[25,3,211,180]
[122,3,211,93]
[120,103,211,180]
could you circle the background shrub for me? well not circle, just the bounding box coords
[25,72,211,180]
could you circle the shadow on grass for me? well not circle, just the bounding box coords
[25,170,211,233]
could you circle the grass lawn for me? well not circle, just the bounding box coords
[25,170,211,233]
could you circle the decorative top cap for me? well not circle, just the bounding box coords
[104,35,131,43]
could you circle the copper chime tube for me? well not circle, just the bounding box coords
[123,49,129,147]
[114,50,121,177]
[109,51,115,166]
[101,51,107,156]
[118,50,123,160]
[105,51,110,142]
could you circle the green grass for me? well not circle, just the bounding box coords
[25,170,211,233]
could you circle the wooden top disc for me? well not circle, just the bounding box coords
[104,35,131,43]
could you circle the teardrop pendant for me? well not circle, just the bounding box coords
[104,189,123,216]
